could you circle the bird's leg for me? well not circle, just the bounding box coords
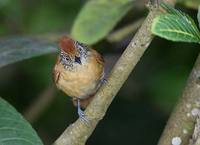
[77,98,89,123]
[101,72,107,84]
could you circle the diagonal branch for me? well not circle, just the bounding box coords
[157,53,200,145]
[190,113,200,145]
[53,6,160,145]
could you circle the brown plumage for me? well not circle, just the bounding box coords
[53,36,105,109]
[59,36,76,56]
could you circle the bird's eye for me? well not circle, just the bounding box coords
[60,53,70,63]
[65,56,69,61]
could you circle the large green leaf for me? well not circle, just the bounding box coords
[151,3,200,43]
[0,37,57,68]
[0,97,43,145]
[71,0,134,45]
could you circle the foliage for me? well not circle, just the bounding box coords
[0,37,57,68]
[0,0,136,144]
[0,97,43,145]
[0,1,199,145]
[151,3,200,44]
[71,0,134,44]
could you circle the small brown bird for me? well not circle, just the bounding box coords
[53,36,105,122]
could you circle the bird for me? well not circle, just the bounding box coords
[53,36,105,122]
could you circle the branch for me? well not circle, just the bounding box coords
[157,53,200,145]
[190,113,200,145]
[53,6,160,145]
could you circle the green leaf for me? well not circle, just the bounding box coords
[0,37,57,68]
[0,97,43,145]
[151,3,200,43]
[198,5,200,28]
[71,0,134,45]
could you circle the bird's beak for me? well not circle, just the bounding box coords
[75,56,82,64]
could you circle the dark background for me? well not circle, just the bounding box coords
[0,0,199,144]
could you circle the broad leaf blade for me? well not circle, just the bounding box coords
[71,0,134,45]
[152,4,200,43]
[161,2,181,16]
[0,37,57,68]
[161,2,199,32]
[0,97,43,145]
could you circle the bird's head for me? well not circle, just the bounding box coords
[59,36,88,66]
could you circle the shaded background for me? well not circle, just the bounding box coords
[0,0,199,144]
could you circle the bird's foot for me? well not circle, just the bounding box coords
[101,78,107,84]
[77,98,90,124]
[78,108,89,123]
[101,72,107,84]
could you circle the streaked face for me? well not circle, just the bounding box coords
[59,36,88,69]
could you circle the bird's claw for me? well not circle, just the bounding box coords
[77,98,90,124]
[101,78,107,84]
[78,108,85,116]
[78,108,89,123]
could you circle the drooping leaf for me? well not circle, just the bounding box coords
[0,37,57,68]
[198,5,200,28]
[71,0,134,45]
[151,3,200,43]
[0,97,43,145]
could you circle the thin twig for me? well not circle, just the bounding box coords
[53,7,160,145]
